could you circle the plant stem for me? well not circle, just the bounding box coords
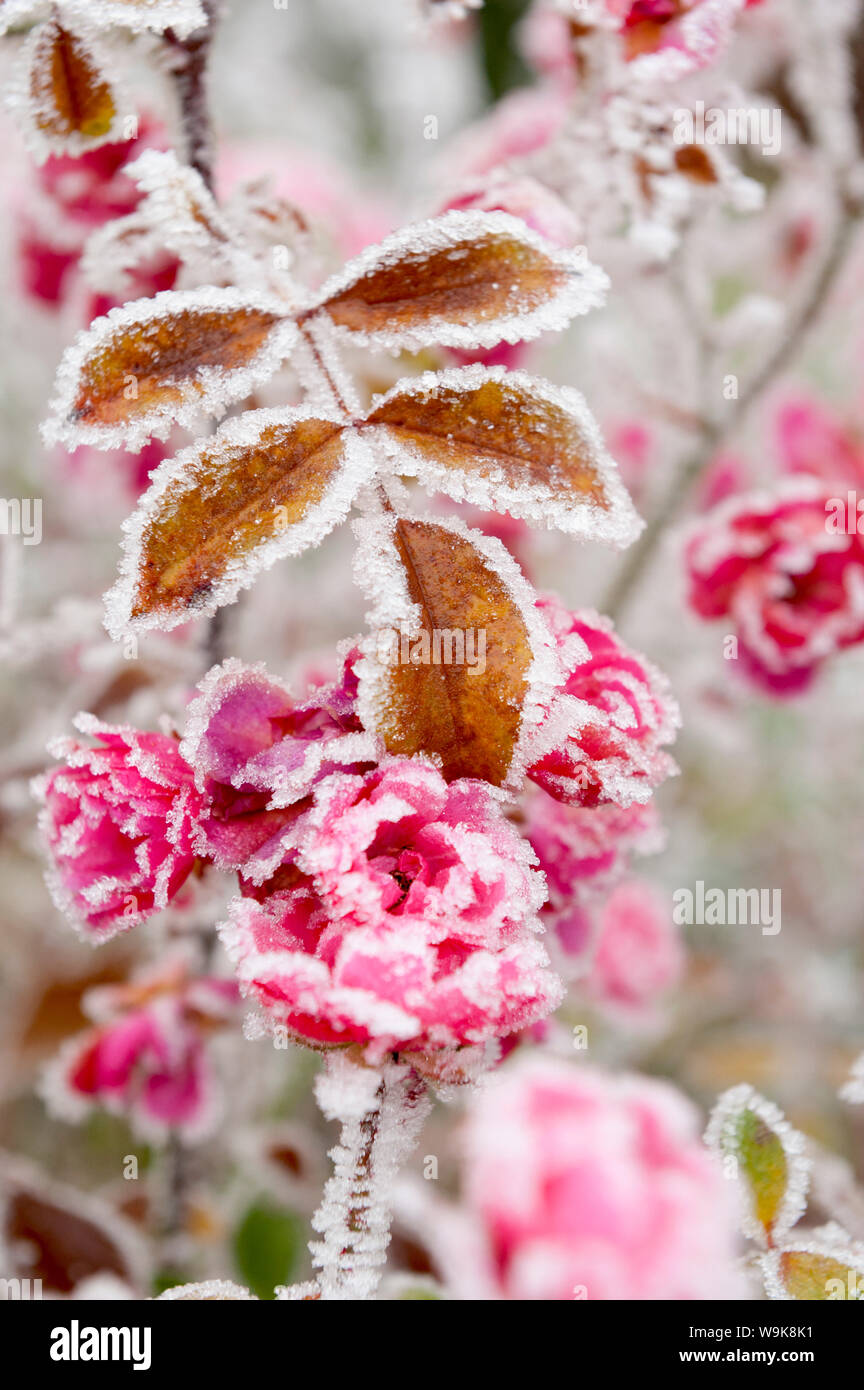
[309,1053,431,1301]
[602,199,863,624]
[167,1,219,191]
[167,3,229,665]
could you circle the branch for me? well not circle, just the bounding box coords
[309,1053,431,1301]
[603,197,863,623]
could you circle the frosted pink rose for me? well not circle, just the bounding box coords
[42,956,240,1141]
[527,597,679,809]
[522,0,750,82]
[37,716,205,940]
[584,878,683,1016]
[461,1057,745,1300]
[685,481,864,694]
[774,396,864,487]
[18,116,176,312]
[445,85,569,182]
[220,759,563,1061]
[180,654,374,874]
[522,788,665,962]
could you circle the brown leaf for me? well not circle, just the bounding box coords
[674,144,719,185]
[29,20,116,142]
[1,1163,147,1295]
[365,367,641,544]
[355,515,543,786]
[306,210,606,351]
[45,289,297,450]
[107,409,375,636]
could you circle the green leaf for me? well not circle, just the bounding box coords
[232,1200,304,1300]
[705,1085,809,1245]
[762,1242,864,1301]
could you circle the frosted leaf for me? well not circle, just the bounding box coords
[43,288,298,452]
[705,1084,810,1248]
[0,1156,150,1296]
[366,365,643,548]
[760,1227,864,1302]
[840,1053,864,1104]
[306,210,607,352]
[104,408,377,639]
[156,1280,257,1301]
[62,0,207,37]
[81,150,255,294]
[275,1281,322,1301]
[352,510,562,790]
[9,17,129,162]
[0,1,41,37]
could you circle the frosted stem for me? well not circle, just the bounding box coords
[167,0,219,192]
[309,1053,431,1301]
[603,194,864,624]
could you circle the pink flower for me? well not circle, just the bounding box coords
[774,396,864,488]
[180,655,374,875]
[37,716,206,941]
[42,956,240,1141]
[460,1057,745,1300]
[583,878,684,1017]
[527,597,679,809]
[523,0,750,82]
[220,759,563,1061]
[524,786,663,898]
[685,481,864,694]
[17,116,176,312]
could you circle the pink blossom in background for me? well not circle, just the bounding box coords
[523,786,664,900]
[36,717,206,940]
[220,758,563,1061]
[522,789,665,962]
[522,0,755,83]
[528,597,680,809]
[696,450,749,511]
[17,116,177,313]
[773,396,864,487]
[216,143,393,267]
[42,956,240,1141]
[583,877,684,1017]
[461,1057,745,1300]
[685,481,864,694]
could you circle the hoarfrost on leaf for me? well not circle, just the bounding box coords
[103,408,378,639]
[307,210,608,353]
[43,288,298,452]
[366,364,643,547]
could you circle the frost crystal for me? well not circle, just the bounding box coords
[308,1054,432,1301]
[309,209,608,352]
[103,408,377,639]
[705,1083,811,1247]
[368,363,643,547]
[43,288,298,452]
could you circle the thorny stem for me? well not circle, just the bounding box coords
[166,2,228,665]
[310,1054,431,1301]
[602,197,863,623]
[166,1,219,192]
[298,322,396,515]
[159,1130,190,1266]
